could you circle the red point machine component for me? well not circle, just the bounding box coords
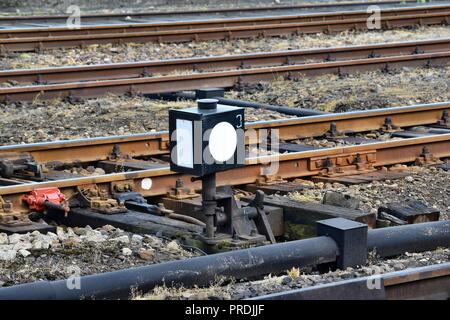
[22,187,69,216]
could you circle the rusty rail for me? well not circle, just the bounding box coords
[0,1,429,26]
[1,50,450,102]
[0,102,449,209]
[2,133,448,198]
[0,101,448,163]
[1,6,450,51]
[1,38,449,85]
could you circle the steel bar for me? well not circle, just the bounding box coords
[0,1,432,26]
[2,5,449,39]
[1,7,450,51]
[153,92,328,116]
[1,38,449,85]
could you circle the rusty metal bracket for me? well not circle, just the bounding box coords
[0,196,31,227]
[381,117,401,133]
[159,136,169,151]
[74,184,127,214]
[415,146,442,166]
[110,180,134,194]
[256,174,287,186]
[310,151,377,177]
[436,110,450,128]
[141,67,152,78]
[107,144,132,161]
[325,122,345,139]
[166,178,199,200]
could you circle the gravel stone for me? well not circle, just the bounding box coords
[0,233,8,245]
[122,248,132,256]
[0,226,195,287]
[131,234,144,244]
[0,250,17,261]
[18,249,31,258]
[111,235,130,244]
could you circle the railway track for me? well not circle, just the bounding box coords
[1,40,450,102]
[0,102,448,220]
[0,2,449,304]
[1,38,449,86]
[1,5,450,52]
[0,1,438,27]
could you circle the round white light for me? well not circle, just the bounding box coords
[141,178,152,190]
[209,122,237,162]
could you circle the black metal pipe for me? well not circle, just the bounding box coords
[0,236,339,300]
[367,220,450,257]
[0,220,449,300]
[213,97,329,117]
[148,92,328,117]
[202,173,217,238]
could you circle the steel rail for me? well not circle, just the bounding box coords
[1,133,449,207]
[0,102,448,164]
[1,8,450,51]
[251,262,450,300]
[0,1,431,26]
[1,38,449,85]
[1,50,449,102]
[2,5,449,38]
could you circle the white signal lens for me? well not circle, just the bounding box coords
[209,122,237,162]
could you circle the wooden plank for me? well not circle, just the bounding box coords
[379,200,440,224]
[241,195,376,228]
[0,222,55,235]
[58,208,203,237]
